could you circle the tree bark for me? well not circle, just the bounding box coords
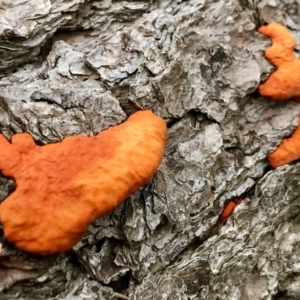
[0,0,300,299]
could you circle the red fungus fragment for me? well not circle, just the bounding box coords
[216,198,242,227]
[0,110,167,255]
[258,23,300,102]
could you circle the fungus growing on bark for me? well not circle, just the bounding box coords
[268,114,300,168]
[216,198,242,227]
[258,23,300,102]
[0,110,167,255]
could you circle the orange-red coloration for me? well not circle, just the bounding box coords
[0,110,167,255]
[268,114,300,167]
[258,23,300,102]
[216,198,242,227]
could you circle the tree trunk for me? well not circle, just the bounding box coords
[0,0,299,299]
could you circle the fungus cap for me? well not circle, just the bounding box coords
[0,110,167,255]
[268,114,300,168]
[258,23,300,102]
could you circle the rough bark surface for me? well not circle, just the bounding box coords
[0,0,300,299]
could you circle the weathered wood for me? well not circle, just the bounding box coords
[0,0,300,299]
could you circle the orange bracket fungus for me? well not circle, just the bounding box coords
[215,198,242,227]
[268,114,300,168]
[257,23,300,167]
[258,23,300,102]
[0,110,167,255]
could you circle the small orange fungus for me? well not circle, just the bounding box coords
[0,110,167,255]
[268,114,300,167]
[216,198,242,227]
[258,23,300,102]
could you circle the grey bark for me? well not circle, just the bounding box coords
[0,0,300,299]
